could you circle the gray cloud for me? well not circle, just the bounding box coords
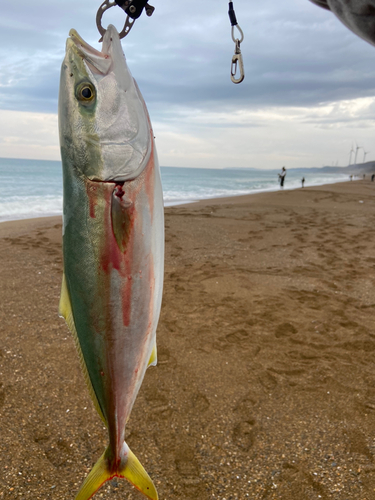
[1,0,375,119]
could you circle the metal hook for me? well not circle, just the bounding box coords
[96,0,135,42]
[231,53,244,84]
[231,39,244,84]
[230,21,244,84]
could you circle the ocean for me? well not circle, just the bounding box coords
[0,157,350,223]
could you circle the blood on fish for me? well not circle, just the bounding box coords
[114,184,125,199]
[95,180,136,327]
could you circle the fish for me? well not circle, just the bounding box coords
[58,24,164,500]
[308,0,375,47]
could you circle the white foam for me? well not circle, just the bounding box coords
[0,160,351,222]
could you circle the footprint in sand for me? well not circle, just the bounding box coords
[33,429,51,445]
[33,429,73,467]
[190,392,210,413]
[156,346,177,369]
[225,328,249,345]
[143,388,173,419]
[174,445,208,498]
[175,446,199,477]
[258,371,278,391]
[232,419,257,451]
[344,428,373,460]
[280,462,329,498]
[44,437,73,467]
[275,322,297,338]
[233,393,257,416]
[214,328,252,351]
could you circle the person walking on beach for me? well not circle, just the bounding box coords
[278,166,287,188]
[301,177,305,188]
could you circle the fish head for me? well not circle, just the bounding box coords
[59,25,151,182]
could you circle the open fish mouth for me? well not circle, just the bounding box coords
[68,28,113,75]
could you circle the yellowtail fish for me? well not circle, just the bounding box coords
[58,24,164,500]
[308,0,375,46]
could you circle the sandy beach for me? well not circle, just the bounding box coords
[1,180,375,499]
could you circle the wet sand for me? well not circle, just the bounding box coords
[1,180,375,499]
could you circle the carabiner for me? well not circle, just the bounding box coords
[231,50,244,84]
[228,1,245,84]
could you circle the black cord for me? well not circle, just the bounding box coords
[228,1,238,27]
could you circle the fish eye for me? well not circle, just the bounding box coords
[81,87,92,99]
[76,82,96,104]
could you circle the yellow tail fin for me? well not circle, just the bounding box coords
[75,444,158,500]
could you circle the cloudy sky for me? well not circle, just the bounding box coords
[1,0,375,169]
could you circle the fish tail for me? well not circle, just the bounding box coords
[75,443,158,500]
[117,444,159,499]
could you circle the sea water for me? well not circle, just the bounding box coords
[0,157,349,223]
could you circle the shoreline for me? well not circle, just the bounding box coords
[163,175,352,208]
[0,177,355,226]
[1,179,375,499]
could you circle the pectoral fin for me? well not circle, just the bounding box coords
[111,187,133,253]
[59,273,106,425]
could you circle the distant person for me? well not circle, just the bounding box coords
[301,177,305,188]
[350,175,353,181]
[371,174,375,182]
[278,166,287,188]
[363,174,366,180]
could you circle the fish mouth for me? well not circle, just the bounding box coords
[68,27,114,75]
